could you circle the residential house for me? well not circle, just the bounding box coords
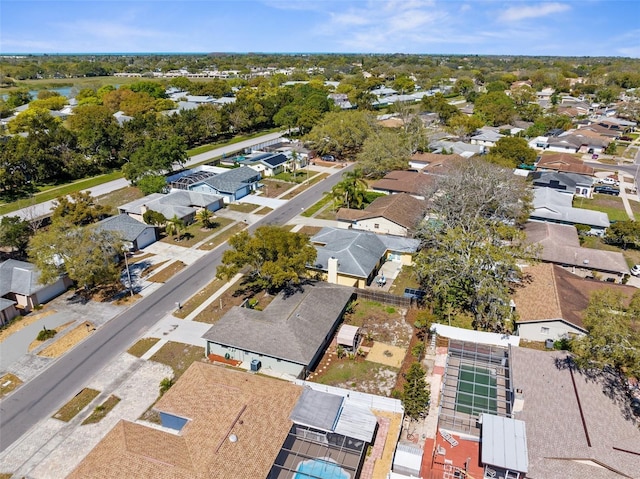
[202,282,354,378]
[547,131,610,154]
[336,193,425,237]
[530,188,609,234]
[371,170,434,199]
[70,361,399,479]
[309,227,420,288]
[513,262,635,341]
[408,152,464,172]
[510,347,640,479]
[95,214,158,251]
[238,152,289,177]
[0,260,72,324]
[524,222,628,276]
[328,92,353,110]
[430,140,484,158]
[470,127,503,148]
[118,190,224,224]
[531,171,594,198]
[535,153,595,176]
[185,166,262,203]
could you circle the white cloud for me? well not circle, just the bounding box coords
[498,2,570,22]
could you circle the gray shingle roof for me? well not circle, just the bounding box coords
[311,227,419,278]
[201,166,261,194]
[0,259,45,296]
[96,214,154,242]
[118,191,222,219]
[531,188,609,228]
[531,171,594,191]
[201,282,354,365]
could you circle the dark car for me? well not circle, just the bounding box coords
[619,136,633,142]
[594,185,620,196]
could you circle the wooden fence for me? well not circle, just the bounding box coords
[355,288,414,308]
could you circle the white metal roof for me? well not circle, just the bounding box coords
[337,324,359,347]
[481,413,529,473]
[430,323,520,347]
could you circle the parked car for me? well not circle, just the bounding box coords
[321,155,335,162]
[600,177,617,185]
[619,136,633,142]
[594,185,620,196]
[630,264,640,277]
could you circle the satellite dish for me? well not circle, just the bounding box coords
[229,434,238,443]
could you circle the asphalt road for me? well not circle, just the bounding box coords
[0,162,353,452]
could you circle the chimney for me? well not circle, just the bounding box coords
[140,204,148,215]
[328,257,339,284]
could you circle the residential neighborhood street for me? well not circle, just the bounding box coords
[1,131,284,221]
[0,162,353,453]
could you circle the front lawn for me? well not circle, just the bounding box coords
[53,388,100,422]
[160,217,233,247]
[226,203,260,213]
[149,342,205,380]
[574,195,630,222]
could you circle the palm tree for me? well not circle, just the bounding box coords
[331,168,368,209]
[196,208,214,229]
[165,215,185,241]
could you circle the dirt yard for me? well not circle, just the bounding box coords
[309,299,417,396]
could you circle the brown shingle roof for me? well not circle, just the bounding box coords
[536,153,595,176]
[524,222,629,274]
[371,170,434,196]
[337,193,425,231]
[69,363,302,479]
[514,262,637,330]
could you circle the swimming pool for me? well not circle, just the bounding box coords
[294,458,350,479]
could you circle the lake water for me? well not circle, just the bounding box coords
[2,86,73,101]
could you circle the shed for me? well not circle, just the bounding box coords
[392,443,423,477]
[337,324,360,350]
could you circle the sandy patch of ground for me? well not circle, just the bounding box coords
[38,322,95,358]
[0,373,23,398]
[0,309,57,343]
[366,342,407,368]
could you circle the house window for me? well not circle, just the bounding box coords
[374,223,379,229]
[540,327,550,335]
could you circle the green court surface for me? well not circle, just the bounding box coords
[455,364,498,415]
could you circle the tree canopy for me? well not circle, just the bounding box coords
[571,289,640,378]
[216,226,317,292]
[486,137,537,168]
[402,362,431,420]
[415,159,533,331]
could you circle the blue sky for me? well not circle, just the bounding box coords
[1,1,639,57]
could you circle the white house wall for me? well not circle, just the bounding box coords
[136,227,157,250]
[35,277,70,305]
[206,342,305,377]
[354,218,408,237]
[516,320,585,342]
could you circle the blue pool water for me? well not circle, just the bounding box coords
[295,458,350,479]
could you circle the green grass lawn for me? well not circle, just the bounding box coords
[226,203,260,213]
[388,265,421,296]
[273,169,313,184]
[160,217,233,247]
[301,194,333,217]
[574,195,630,222]
[127,338,160,358]
[0,171,123,216]
[314,360,396,387]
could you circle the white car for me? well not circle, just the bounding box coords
[631,265,640,277]
[600,177,617,185]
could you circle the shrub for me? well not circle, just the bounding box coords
[412,342,425,359]
[37,327,56,341]
[159,377,173,395]
[336,345,346,359]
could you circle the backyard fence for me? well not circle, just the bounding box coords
[354,288,414,308]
